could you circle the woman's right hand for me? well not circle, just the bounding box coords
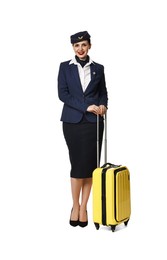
[87,105,100,115]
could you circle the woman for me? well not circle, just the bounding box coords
[58,31,108,227]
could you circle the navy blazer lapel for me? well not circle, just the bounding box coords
[84,64,97,94]
[90,63,97,81]
[70,64,83,92]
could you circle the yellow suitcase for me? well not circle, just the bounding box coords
[92,115,131,231]
[92,163,131,231]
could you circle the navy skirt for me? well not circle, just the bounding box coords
[63,117,104,178]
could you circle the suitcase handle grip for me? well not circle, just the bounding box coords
[101,163,122,168]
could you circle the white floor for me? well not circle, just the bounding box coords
[1,160,166,260]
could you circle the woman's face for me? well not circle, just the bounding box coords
[72,40,91,60]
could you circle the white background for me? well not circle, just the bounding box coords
[0,0,167,259]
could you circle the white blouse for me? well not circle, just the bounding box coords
[69,57,94,92]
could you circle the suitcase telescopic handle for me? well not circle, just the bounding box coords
[97,112,107,167]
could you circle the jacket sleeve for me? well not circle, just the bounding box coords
[98,66,108,108]
[58,63,88,113]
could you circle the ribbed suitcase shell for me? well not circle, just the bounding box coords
[92,164,131,231]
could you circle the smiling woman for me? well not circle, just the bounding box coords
[57,31,108,228]
[72,37,91,61]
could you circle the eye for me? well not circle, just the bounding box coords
[74,43,79,47]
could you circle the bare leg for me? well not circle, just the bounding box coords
[70,178,83,220]
[79,178,92,222]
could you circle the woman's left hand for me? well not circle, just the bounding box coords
[99,105,107,116]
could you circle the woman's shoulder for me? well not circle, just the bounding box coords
[91,59,104,68]
[59,60,71,66]
[58,60,72,72]
[92,61,104,71]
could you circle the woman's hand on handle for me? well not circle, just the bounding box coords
[87,105,107,116]
[87,105,100,115]
[99,105,107,116]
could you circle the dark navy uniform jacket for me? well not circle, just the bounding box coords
[58,60,108,123]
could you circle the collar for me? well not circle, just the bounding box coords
[69,56,94,66]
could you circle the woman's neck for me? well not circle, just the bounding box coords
[75,55,89,67]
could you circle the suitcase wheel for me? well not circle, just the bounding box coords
[110,225,116,232]
[94,223,100,230]
[124,219,129,226]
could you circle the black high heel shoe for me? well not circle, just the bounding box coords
[69,208,79,227]
[79,210,88,228]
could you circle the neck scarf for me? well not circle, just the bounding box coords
[75,55,89,67]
